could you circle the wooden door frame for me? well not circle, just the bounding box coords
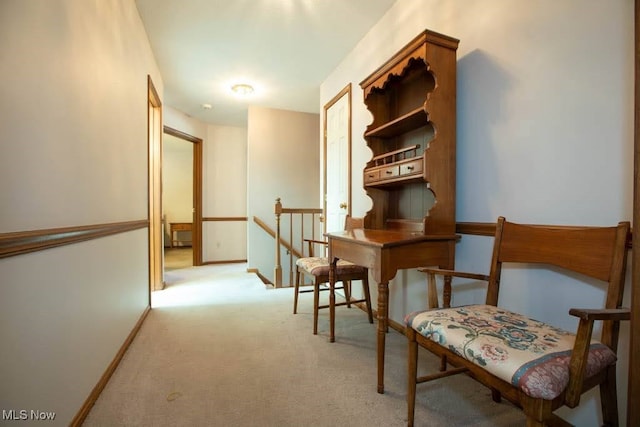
[323,83,352,234]
[163,126,203,267]
[147,76,163,295]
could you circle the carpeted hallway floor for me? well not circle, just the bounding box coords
[83,263,524,426]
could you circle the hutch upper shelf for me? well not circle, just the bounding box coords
[360,29,459,235]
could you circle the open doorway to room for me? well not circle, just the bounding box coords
[162,126,202,275]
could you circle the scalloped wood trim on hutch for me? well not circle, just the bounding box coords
[360,29,459,235]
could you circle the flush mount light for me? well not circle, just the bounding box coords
[231,83,254,96]
[201,103,212,110]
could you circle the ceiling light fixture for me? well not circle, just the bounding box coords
[231,83,254,96]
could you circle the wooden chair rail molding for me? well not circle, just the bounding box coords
[0,220,149,259]
[202,217,248,222]
[1,218,626,259]
[455,222,495,236]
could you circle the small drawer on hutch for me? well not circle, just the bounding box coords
[400,159,422,176]
[381,165,400,179]
[364,169,380,183]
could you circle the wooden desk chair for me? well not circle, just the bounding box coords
[405,216,630,427]
[293,216,373,335]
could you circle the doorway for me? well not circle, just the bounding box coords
[162,126,203,276]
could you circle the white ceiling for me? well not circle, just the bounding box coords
[135,0,396,127]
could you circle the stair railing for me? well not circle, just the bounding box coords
[274,197,323,287]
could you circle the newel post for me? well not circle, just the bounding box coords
[274,198,283,287]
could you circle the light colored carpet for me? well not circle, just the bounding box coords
[83,263,524,426]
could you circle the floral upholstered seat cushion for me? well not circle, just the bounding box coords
[404,304,617,400]
[296,257,366,276]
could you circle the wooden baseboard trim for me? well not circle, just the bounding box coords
[70,305,151,426]
[0,220,148,259]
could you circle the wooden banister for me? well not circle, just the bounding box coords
[253,215,303,259]
[273,198,323,288]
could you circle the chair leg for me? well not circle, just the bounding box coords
[344,280,352,308]
[294,269,301,314]
[407,328,418,427]
[329,277,336,343]
[599,364,619,426]
[522,397,552,427]
[362,275,373,324]
[524,417,545,427]
[313,279,320,335]
[491,388,502,403]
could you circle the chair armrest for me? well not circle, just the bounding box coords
[302,238,328,257]
[568,307,630,321]
[418,267,490,282]
[565,307,630,407]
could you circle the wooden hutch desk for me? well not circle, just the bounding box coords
[328,28,460,394]
[327,228,458,394]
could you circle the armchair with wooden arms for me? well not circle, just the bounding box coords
[293,216,373,336]
[405,216,631,426]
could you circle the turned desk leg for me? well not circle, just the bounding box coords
[329,257,337,343]
[377,281,389,393]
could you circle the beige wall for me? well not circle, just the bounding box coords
[247,106,320,283]
[0,0,162,424]
[203,124,248,262]
[320,1,633,425]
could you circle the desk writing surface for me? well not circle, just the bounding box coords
[171,222,192,230]
[327,228,458,247]
[327,229,459,282]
